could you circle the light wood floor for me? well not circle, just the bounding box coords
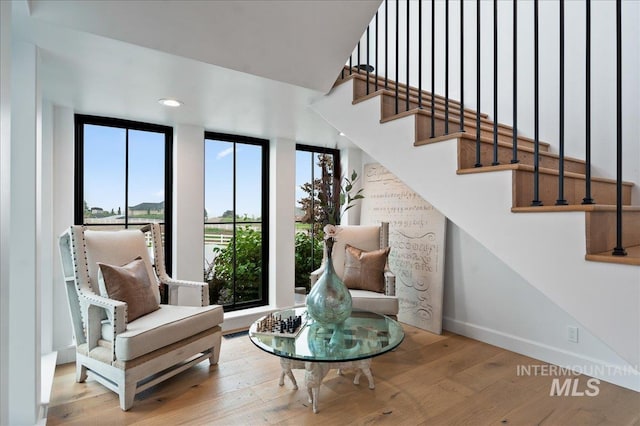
[47,325,640,425]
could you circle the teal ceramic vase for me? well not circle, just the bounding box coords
[306,240,352,325]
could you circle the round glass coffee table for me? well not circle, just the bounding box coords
[249,307,404,413]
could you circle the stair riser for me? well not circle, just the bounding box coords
[458,139,585,174]
[415,114,540,151]
[586,210,640,254]
[512,170,632,208]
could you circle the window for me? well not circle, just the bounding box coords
[294,145,340,293]
[204,132,269,311]
[74,115,173,272]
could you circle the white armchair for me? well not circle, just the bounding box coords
[58,224,223,410]
[310,222,399,318]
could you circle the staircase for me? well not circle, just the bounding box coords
[340,69,639,265]
[311,68,640,388]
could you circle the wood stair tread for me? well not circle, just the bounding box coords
[340,69,468,108]
[512,205,640,213]
[415,131,557,158]
[378,89,515,133]
[379,104,549,149]
[585,245,640,266]
[457,163,635,187]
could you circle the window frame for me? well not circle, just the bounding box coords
[74,114,174,274]
[295,144,341,276]
[204,131,270,311]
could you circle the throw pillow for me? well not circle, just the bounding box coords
[98,256,159,322]
[342,244,390,293]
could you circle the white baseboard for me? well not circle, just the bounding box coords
[443,316,640,392]
[55,345,75,365]
[39,351,58,425]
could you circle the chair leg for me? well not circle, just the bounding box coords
[119,382,137,411]
[209,345,220,366]
[75,361,87,383]
[209,333,222,365]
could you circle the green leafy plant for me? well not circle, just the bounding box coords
[294,231,323,292]
[205,226,262,305]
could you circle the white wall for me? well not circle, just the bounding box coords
[355,0,640,203]
[9,39,41,424]
[269,138,296,308]
[173,124,206,305]
[0,1,12,423]
[52,105,75,364]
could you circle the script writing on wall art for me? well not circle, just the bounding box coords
[360,163,446,334]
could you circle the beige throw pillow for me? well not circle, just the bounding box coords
[342,244,390,293]
[98,256,159,322]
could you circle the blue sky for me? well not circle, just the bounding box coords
[84,125,319,220]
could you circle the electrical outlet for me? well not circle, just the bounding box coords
[568,326,579,343]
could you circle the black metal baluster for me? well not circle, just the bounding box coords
[475,0,482,167]
[419,0,423,109]
[445,0,450,134]
[460,0,465,132]
[531,0,542,206]
[395,0,399,114]
[385,0,389,89]
[492,0,499,165]
[582,0,594,204]
[613,0,626,256]
[431,0,436,138]
[358,41,361,73]
[556,0,568,205]
[367,25,370,95]
[406,0,410,112]
[375,11,379,92]
[349,55,353,75]
[512,0,519,163]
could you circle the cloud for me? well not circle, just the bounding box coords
[217,147,234,160]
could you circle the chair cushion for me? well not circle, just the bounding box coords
[330,225,381,278]
[343,245,390,293]
[349,289,399,316]
[84,229,161,304]
[113,304,224,361]
[98,257,160,322]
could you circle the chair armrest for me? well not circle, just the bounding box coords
[161,278,209,307]
[80,292,126,360]
[310,266,325,287]
[384,270,396,296]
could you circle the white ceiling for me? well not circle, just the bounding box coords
[12,0,380,147]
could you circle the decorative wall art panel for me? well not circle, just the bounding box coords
[361,163,446,334]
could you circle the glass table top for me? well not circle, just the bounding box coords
[249,307,404,362]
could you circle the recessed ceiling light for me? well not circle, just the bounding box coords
[339,132,346,136]
[158,98,182,107]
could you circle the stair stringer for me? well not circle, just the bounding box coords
[311,79,640,378]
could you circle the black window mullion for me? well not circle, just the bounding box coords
[125,129,129,228]
[74,116,84,225]
[232,142,238,306]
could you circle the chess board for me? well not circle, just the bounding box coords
[250,312,307,338]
